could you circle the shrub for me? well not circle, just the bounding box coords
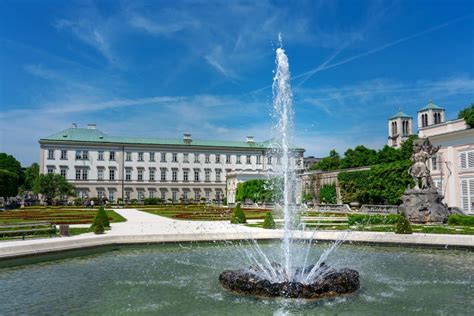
[94,221,105,234]
[230,203,247,224]
[458,103,474,128]
[338,170,371,204]
[348,214,400,225]
[262,212,276,229]
[395,213,412,234]
[319,184,337,204]
[91,206,110,229]
[144,197,161,205]
[448,214,474,226]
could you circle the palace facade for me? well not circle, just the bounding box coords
[39,124,304,203]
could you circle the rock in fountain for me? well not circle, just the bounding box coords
[219,34,360,300]
[219,263,360,299]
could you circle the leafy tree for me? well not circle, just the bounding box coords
[230,203,247,224]
[262,212,276,229]
[310,149,340,170]
[377,145,401,164]
[458,103,474,128]
[367,160,413,205]
[0,169,19,198]
[235,179,279,203]
[33,173,75,204]
[340,145,378,169]
[0,153,23,194]
[338,170,371,204]
[319,184,337,204]
[23,163,39,190]
[399,135,417,160]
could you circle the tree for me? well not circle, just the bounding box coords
[33,173,75,204]
[230,203,247,224]
[340,145,378,169]
[91,206,110,229]
[310,149,340,171]
[262,212,276,229]
[458,103,474,128]
[377,145,402,164]
[367,160,413,205]
[0,169,19,198]
[235,179,276,203]
[0,153,23,193]
[23,163,39,190]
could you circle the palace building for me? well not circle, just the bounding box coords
[39,124,305,203]
[388,100,474,214]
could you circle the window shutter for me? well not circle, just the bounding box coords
[468,151,474,169]
[460,152,467,169]
[461,179,469,212]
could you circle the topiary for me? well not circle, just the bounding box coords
[230,203,247,224]
[395,213,412,234]
[91,206,110,229]
[94,220,105,234]
[262,212,276,229]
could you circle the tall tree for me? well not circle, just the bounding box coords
[33,173,75,204]
[23,163,39,190]
[310,149,340,170]
[0,169,19,198]
[0,153,23,185]
[458,103,474,128]
[340,145,378,169]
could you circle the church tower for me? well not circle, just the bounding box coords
[388,109,413,148]
[418,100,445,129]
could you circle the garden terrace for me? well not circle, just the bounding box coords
[138,205,269,221]
[0,208,126,225]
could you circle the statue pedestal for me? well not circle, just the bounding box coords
[400,188,449,223]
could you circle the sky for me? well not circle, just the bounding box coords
[0,0,473,166]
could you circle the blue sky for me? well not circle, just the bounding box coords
[1,0,473,166]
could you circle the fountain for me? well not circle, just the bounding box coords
[219,35,360,299]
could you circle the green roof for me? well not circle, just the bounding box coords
[418,100,444,112]
[389,111,412,120]
[39,127,290,150]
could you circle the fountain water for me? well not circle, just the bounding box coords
[219,35,360,298]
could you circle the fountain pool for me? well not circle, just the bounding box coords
[0,242,472,315]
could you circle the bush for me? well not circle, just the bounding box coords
[91,206,110,229]
[448,214,474,226]
[395,213,412,234]
[348,214,400,225]
[338,170,371,204]
[319,184,337,204]
[230,203,247,224]
[262,212,276,229]
[144,197,161,205]
[94,220,105,234]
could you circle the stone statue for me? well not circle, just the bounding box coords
[408,138,439,190]
[400,137,449,223]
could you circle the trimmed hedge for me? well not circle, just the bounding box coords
[395,213,412,234]
[448,214,474,226]
[91,206,110,229]
[262,212,276,229]
[348,214,400,225]
[338,170,371,204]
[230,204,247,224]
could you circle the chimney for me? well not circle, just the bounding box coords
[246,136,255,144]
[183,133,192,144]
[72,123,77,128]
[87,123,96,129]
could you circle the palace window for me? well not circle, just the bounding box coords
[215,169,221,182]
[216,155,220,163]
[137,191,144,201]
[461,178,474,213]
[97,168,104,181]
[194,154,200,163]
[75,168,87,180]
[109,191,115,202]
[431,156,438,171]
[149,152,155,162]
[183,153,189,163]
[125,191,132,201]
[205,154,210,163]
[205,169,211,182]
[109,169,115,180]
[183,170,189,182]
[75,150,88,160]
[137,169,143,181]
[98,151,104,161]
[256,155,262,164]
[47,166,54,174]
[109,151,115,161]
[268,156,272,164]
[60,150,67,160]
[172,153,178,162]
[172,191,178,202]
[226,154,231,164]
[194,190,200,201]
[138,152,144,162]
[161,152,167,162]
[161,191,166,200]
[172,169,178,182]
[236,155,241,164]
[60,168,67,178]
[126,152,132,161]
[246,155,251,164]
[194,170,200,182]
[149,190,155,198]
[160,169,167,182]
[149,169,155,181]
[48,149,54,160]
[125,169,132,181]
[183,191,188,202]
